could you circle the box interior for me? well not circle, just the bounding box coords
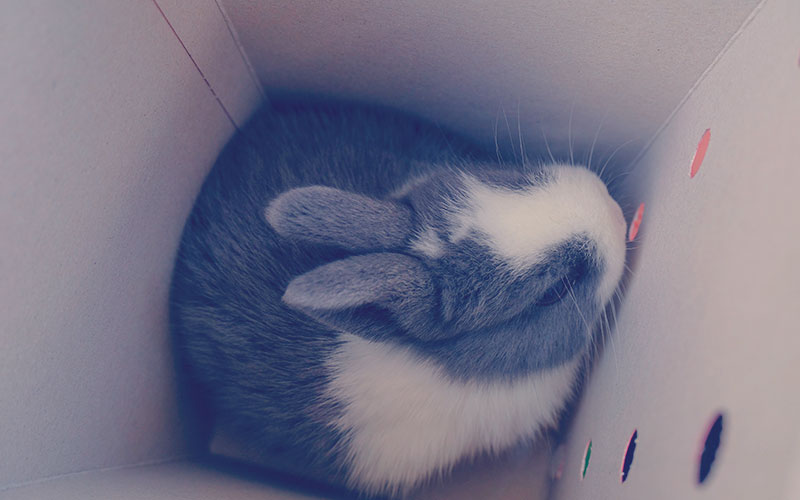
[2,0,798,498]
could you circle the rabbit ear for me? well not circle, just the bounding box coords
[283,253,449,342]
[265,186,413,251]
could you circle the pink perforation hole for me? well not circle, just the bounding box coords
[690,129,711,178]
[628,203,644,242]
[550,444,566,480]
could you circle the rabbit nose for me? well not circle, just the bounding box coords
[607,194,627,238]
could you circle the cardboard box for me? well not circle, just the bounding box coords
[2,1,798,498]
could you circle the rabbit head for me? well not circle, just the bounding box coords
[265,162,626,378]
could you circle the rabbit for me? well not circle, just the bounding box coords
[169,99,628,497]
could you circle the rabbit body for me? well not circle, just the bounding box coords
[170,100,627,496]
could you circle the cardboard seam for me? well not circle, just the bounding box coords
[213,0,268,102]
[151,0,240,130]
[0,455,193,493]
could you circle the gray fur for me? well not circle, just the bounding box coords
[266,186,413,251]
[283,253,441,343]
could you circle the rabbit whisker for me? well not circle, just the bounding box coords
[567,100,576,165]
[517,100,527,167]
[587,110,608,174]
[598,137,637,181]
[494,105,504,164]
[540,126,557,164]
[501,104,519,164]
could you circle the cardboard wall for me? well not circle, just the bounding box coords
[220,0,761,172]
[1,460,319,500]
[551,0,800,497]
[0,0,260,490]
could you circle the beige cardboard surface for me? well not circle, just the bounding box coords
[156,0,264,123]
[220,0,760,169]
[551,0,800,498]
[0,460,317,500]
[0,0,259,489]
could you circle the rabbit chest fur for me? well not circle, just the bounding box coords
[169,100,627,496]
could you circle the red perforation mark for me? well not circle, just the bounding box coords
[628,203,645,242]
[690,129,711,178]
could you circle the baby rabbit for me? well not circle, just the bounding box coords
[169,99,627,497]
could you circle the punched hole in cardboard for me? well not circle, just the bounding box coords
[620,429,638,483]
[698,412,725,485]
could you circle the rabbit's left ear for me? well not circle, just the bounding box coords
[282,253,450,342]
[266,186,413,251]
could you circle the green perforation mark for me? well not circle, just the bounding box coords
[581,440,592,479]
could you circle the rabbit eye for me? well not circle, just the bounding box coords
[536,279,570,306]
[535,260,588,306]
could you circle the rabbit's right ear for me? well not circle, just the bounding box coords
[282,253,452,342]
[265,186,413,251]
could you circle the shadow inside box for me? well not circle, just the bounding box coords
[202,437,555,500]
[199,454,359,499]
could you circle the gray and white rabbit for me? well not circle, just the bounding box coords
[169,99,627,497]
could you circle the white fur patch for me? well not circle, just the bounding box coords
[409,227,445,258]
[325,334,580,495]
[449,164,626,304]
